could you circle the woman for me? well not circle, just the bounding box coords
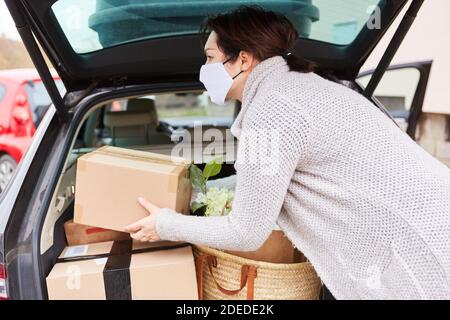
[125,6,450,299]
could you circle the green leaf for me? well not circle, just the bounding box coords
[202,157,223,180]
[191,201,206,213]
[189,164,206,193]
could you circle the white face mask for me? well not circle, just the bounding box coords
[199,57,243,105]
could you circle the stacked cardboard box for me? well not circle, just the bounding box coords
[46,239,198,300]
[73,146,192,232]
[47,146,197,300]
[64,219,130,246]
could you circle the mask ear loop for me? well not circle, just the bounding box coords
[222,55,244,80]
[232,70,244,80]
[222,56,233,65]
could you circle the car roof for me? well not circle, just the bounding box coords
[0,68,60,84]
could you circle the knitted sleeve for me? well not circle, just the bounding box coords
[155,92,311,251]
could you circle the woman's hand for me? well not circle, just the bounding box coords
[124,197,162,242]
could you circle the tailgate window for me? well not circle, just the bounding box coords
[51,0,382,54]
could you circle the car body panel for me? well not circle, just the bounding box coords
[0,70,62,164]
[0,136,32,163]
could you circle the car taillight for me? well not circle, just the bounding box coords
[0,263,7,300]
[11,91,33,137]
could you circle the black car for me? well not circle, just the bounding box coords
[0,0,425,299]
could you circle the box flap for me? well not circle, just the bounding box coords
[94,146,192,167]
[77,146,192,177]
[59,241,114,259]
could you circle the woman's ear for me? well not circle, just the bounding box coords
[237,51,255,72]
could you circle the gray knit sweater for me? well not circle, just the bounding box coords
[156,55,450,299]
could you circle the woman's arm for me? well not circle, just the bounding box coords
[153,93,311,251]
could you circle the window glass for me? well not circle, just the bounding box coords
[51,0,382,54]
[25,80,66,127]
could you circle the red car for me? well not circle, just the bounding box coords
[0,68,64,192]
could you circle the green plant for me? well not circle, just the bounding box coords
[190,157,234,216]
[189,157,223,194]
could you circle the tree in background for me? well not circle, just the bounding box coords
[0,35,34,70]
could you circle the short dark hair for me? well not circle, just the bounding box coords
[201,5,316,73]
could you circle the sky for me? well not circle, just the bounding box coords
[0,1,20,39]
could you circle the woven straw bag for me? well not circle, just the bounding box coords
[193,245,322,300]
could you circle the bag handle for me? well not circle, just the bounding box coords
[196,253,257,300]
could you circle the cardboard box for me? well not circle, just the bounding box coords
[74,146,192,232]
[64,219,130,246]
[225,230,305,263]
[46,239,198,300]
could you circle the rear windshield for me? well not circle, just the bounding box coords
[52,0,382,54]
[25,80,66,127]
